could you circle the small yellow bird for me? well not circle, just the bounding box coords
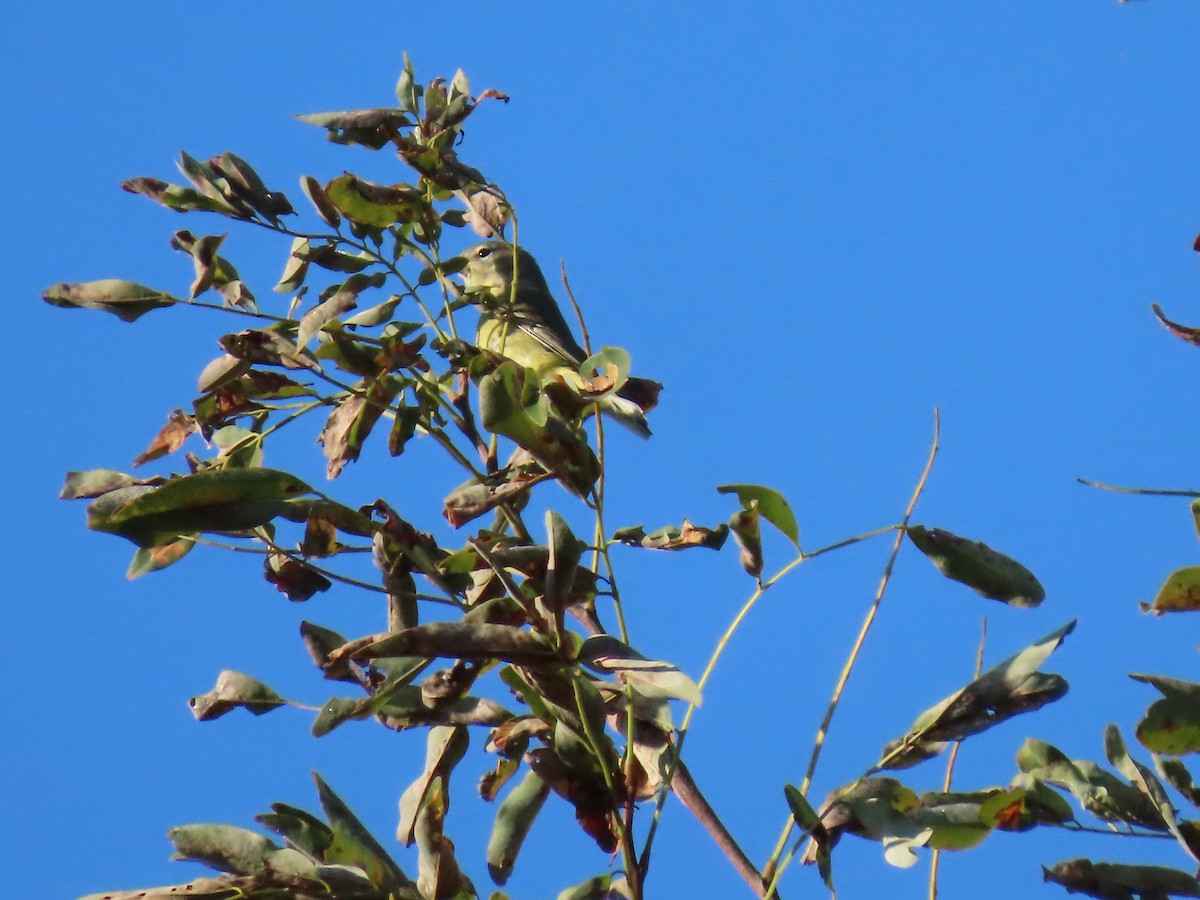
[459,241,659,438]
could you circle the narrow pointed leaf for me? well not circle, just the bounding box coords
[44,280,178,322]
[882,621,1074,767]
[313,773,412,892]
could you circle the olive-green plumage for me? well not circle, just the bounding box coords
[460,241,654,438]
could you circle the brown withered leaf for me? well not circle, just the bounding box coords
[1153,303,1200,346]
[133,410,199,467]
[620,376,664,413]
[443,465,552,529]
[319,396,364,479]
[331,622,558,668]
[525,748,618,854]
[220,329,319,370]
[579,363,618,397]
[612,520,729,551]
[460,189,507,238]
[264,551,331,601]
[301,515,340,558]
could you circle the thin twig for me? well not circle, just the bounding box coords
[638,522,902,889]
[928,616,987,900]
[1076,477,1200,497]
[762,408,941,895]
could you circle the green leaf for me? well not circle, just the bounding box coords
[167,823,278,875]
[1158,757,1200,811]
[487,770,550,885]
[312,696,366,737]
[313,772,413,892]
[785,784,833,888]
[1133,674,1200,755]
[86,467,312,547]
[1043,859,1200,899]
[544,511,586,615]
[478,360,599,498]
[79,880,246,900]
[816,779,927,868]
[60,469,153,500]
[275,236,310,293]
[43,279,178,322]
[127,536,195,578]
[909,791,996,851]
[396,55,422,114]
[189,670,286,721]
[1144,566,1200,614]
[556,874,615,900]
[121,175,239,215]
[1105,723,1197,861]
[301,243,373,274]
[297,290,358,348]
[1017,738,1167,829]
[417,254,470,286]
[717,483,800,547]
[577,635,702,705]
[578,345,631,394]
[344,622,558,667]
[906,525,1044,607]
[325,174,428,228]
[296,108,413,150]
[255,802,334,858]
[397,726,470,845]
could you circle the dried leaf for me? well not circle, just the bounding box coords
[133,410,199,467]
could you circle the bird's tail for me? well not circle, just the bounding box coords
[601,393,652,439]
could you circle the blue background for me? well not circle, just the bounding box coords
[7,2,1200,897]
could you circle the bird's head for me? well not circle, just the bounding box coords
[459,241,548,299]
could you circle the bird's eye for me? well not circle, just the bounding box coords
[476,247,492,259]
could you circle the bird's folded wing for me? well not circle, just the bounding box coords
[516,316,588,368]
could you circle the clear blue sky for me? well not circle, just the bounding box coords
[8,2,1200,898]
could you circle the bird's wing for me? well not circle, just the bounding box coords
[514,313,588,367]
